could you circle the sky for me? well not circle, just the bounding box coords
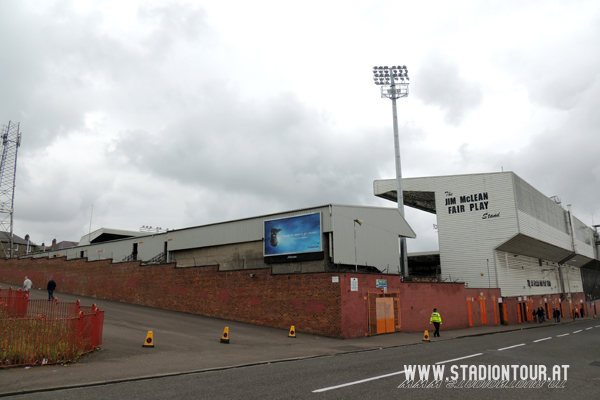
[0,0,599,251]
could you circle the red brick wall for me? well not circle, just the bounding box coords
[336,274,500,336]
[0,257,343,338]
[587,300,599,317]
[465,288,502,327]
[5,257,572,339]
[398,282,472,332]
[499,293,586,325]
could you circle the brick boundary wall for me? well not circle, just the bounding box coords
[335,274,501,337]
[0,257,343,338]
[4,257,577,338]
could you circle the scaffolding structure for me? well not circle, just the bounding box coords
[0,121,21,258]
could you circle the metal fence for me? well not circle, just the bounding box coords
[0,288,104,368]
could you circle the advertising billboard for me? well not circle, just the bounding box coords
[264,213,322,258]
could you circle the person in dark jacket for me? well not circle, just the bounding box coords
[47,279,57,300]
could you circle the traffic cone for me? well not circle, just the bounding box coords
[423,330,430,342]
[220,327,230,344]
[288,325,296,338]
[143,331,154,348]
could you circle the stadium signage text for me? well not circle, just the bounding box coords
[444,191,496,216]
[527,279,551,287]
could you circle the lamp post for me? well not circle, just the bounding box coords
[372,65,410,277]
[354,219,363,272]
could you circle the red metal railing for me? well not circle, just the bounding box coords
[0,288,104,368]
[0,287,29,317]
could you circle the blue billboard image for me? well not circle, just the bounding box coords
[264,213,322,256]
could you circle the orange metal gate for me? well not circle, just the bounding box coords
[479,298,488,325]
[376,297,395,334]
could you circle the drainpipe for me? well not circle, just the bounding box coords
[567,205,578,254]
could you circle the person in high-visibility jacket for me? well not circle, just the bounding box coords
[430,308,442,337]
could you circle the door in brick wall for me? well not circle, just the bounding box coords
[376,297,395,334]
[499,303,508,325]
[467,299,473,327]
[479,298,488,325]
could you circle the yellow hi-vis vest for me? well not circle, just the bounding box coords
[430,312,442,324]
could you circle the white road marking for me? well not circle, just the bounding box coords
[312,370,406,393]
[497,343,525,351]
[533,337,552,343]
[435,353,483,365]
[313,352,484,392]
[585,327,593,330]
[313,323,593,394]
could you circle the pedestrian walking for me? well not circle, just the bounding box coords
[541,307,546,322]
[22,276,32,291]
[430,308,442,337]
[47,279,57,300]
[532,308,537,323]
[574,306,579,318]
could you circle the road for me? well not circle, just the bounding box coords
[7,318,600,399]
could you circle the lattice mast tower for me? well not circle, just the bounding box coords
[0,121,22,258]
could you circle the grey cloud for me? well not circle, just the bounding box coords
[109,89,394,219]
[412,50,483,126]
[497,17,600,111]
[458,86,600,224]
[6,2,399,244]
[138,3,210,46]
[0,2,214,152]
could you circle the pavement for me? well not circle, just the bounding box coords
[0,281,596,397]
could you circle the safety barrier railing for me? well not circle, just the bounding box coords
[0,289,104,368]
[0,288,29,317]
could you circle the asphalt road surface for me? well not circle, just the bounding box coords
[7,319,600,400]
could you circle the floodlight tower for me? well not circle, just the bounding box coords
[372,65,410,277]
[0,121,22,258]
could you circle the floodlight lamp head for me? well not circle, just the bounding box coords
[354,219,363,226]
